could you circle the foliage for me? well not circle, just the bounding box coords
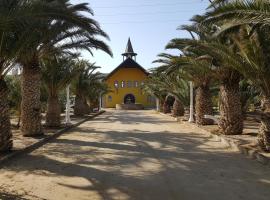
[5,75,21,115]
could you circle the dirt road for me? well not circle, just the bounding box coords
[0,110,269,200]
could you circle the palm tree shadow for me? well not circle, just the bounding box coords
[0,193,29,200]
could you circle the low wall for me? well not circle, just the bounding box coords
[116,104,144,110]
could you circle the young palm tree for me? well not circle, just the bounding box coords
[145,71,189,116]
[155,53,214,125]
[14,0,112,136]
[41,55,82,127]
[143,75,167,112]
[87,80,111,111]
[72,61,102,116]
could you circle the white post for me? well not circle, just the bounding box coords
[99,93,102,111]
[189,81,195,123]
[65,84,71,125]
[156,98,160,111]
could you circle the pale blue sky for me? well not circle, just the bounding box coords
[71,0,209,73]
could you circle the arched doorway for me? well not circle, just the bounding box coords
[124,94,135,104]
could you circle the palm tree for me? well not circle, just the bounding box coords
[0,0,29,151]
[14,0,112,136]
[153,19,216,125]
[144,71,189,116]
[143,75,167,112]
[155,53,214,125]
[202,0,270,150]
[41,55,82,127]
[203,0,270,31]
[72,61,102,116]
[167,37,243,134]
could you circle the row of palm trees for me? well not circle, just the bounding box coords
[145,0,270,152]
[0,0,112,152]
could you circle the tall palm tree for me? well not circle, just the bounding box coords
[202,0,270,150]
[41,55,82,127]
[203,0,270,31]
[168,37,243,134]
[14,0,112,136]
[153,19,216,125]
[0,0,30,151]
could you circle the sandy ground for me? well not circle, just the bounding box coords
[0,110,270,200]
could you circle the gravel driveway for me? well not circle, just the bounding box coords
[0,110,269,200]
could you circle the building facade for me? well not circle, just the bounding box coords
[102,38,155,109]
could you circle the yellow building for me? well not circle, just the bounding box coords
[102,38,155,109]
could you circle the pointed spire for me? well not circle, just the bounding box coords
[125,38,135,54]
[122,37,137,60]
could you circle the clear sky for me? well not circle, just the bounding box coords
[71,0,210,73]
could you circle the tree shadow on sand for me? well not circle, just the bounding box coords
[1,127,270,200]
[1,111,270,200]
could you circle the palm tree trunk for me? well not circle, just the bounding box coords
[163,95,171,114]
[172,99,184,117]
[195,85,214,125]
[258,96,270,152]
[20,66,43,136]
[46,94,61,127]
[84,99,91,114]
[219,82,243,135]
[74,95,88,116]
[0,79,13,151]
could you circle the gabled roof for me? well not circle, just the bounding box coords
[105,58,149,80]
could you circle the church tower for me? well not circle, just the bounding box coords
[103,38,155,109]
[122,37,137,61]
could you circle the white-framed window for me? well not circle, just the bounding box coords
[121,81,125,88]
[114,81,119,88]
[134,81,139,88]
[127,80,133,88]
